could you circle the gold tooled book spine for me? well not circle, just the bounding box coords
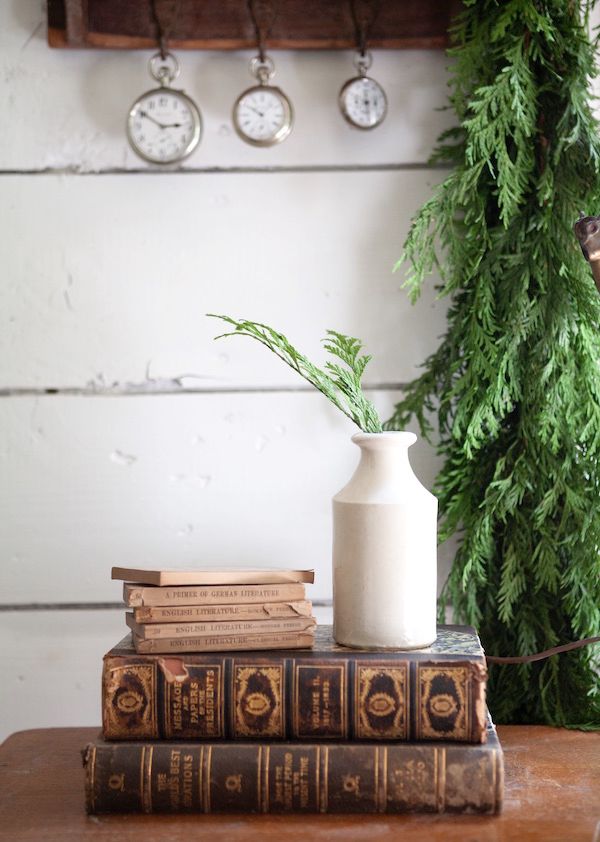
[102,648,487,742]
[83,722,503,814]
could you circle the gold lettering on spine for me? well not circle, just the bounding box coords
[182,753,193,808]
[171,682,183,731]
[283,752,293,809]
[299,755,310,808]
[294,663,346,737]
[168,749,181,810]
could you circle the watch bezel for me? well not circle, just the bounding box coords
[232,84,294,147]
[126,87,202,164]
[338,75,388,131]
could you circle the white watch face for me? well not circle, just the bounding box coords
[339,76,387,129]
[233,85,293,146]
[127,88,201,163]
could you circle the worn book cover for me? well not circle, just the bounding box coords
[102,624,487,743]
[126,612,317,640]
[132,629,316,654]
[84,714,503,815]
[123,582,307,607]
[133,600,313,623]
[113,567,315,586]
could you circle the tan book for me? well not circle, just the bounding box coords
[126,613,316,640]
[132,630,315,654]
[134,600,313,623]
[123,582,306,607]
[113,567,314,586]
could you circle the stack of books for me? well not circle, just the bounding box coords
[111,566,317,653]
[83,607,504,816]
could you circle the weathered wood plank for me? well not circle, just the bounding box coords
[47,0,461,50]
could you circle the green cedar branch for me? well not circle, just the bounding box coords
[208,315,382,433]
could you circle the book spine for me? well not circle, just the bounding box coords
[83,739,503,815]
[127,614,316,640]
[102,652,487,743]
[134,600,313,623]
[124,583,306,607]
[132,630,315,653]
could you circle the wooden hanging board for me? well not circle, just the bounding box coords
[47,0,461,50]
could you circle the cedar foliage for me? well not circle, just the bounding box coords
[209,315,382,432]
[386,0,600,726]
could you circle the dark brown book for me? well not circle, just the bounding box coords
[83,715,503,815]
[102,624,487,743]
[123,582,307,607]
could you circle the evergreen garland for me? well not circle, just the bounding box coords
[386,0,600,726]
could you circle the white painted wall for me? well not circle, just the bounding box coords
[0,0,455,740]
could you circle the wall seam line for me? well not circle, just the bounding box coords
[0,382,408,397]
[0,163,450,177]
[0,600,334,611]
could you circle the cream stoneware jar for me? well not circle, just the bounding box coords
[332,431,437,649]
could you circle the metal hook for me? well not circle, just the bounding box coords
[148,51,180,85]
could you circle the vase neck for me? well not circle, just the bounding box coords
[352,431,416,483]
[333,431,430,504]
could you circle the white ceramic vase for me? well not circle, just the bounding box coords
[332,431,438,649]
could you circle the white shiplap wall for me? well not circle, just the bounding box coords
[0,0,454,741]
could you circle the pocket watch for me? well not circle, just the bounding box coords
[127,52,202,164]
[339,52,387,130]
[233,57,293,147]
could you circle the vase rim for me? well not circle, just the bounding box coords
[351,431,417,448]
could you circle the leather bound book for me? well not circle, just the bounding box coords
[83,716,503,815]
[102,624,487,743]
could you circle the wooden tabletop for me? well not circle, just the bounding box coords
[0,726,598,841]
